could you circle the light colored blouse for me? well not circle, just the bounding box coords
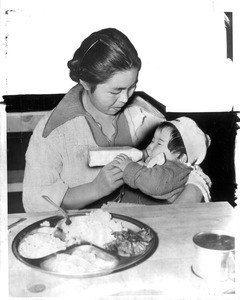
[23,85,165,212]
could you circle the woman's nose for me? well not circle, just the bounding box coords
[119,91,129,104]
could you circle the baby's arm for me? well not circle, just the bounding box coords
[112,154,134,172]
[123,160,191,197]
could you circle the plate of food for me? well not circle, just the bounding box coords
[12,209,158,278]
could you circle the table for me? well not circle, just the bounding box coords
[8,202,237,298]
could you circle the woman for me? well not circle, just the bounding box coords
[23,28,203,212]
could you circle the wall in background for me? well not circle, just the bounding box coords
[1,0,239,112]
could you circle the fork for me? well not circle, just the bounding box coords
[8,218,26,229]
[42,195,72,225]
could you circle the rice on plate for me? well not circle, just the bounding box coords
[16,210,154,275]
[18,210,125,259]
[61,209,124,247]
[18,232,67,259]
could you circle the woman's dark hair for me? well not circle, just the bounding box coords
[158,122,186,158]
[67,28,141,91]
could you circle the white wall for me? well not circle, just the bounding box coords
[2,0,239,111]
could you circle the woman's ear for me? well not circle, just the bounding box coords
[178,153,188,163]
[79,79,91,91]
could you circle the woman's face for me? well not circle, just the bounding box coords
[146,127,179,161]
[88,68,139,115]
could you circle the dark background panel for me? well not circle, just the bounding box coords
[8,192,24,214]
[3,94,65,112]
[7,132,32,170]
[166,111,239,207]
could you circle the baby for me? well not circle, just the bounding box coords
[113,117,212,203]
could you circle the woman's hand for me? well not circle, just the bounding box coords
[173,184,203,205]
[192,165,212,188]
[112,154,133,172]
[186,168,212,202]
[62,162,123,210]
[93,161,124,198]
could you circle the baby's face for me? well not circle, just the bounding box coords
[146,127,178,161]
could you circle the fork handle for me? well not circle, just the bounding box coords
[42,195,69,220]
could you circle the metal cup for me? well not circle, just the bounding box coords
[192,230,235,281]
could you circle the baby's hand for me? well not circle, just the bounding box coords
[146,152,166,168]
[112,154,132,172]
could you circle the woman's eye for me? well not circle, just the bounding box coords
[129,85,136,94]
[111,90,121,95]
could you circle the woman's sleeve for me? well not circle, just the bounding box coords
[123,161,191,198]
[22,116,68,212]
[124,96,166,145]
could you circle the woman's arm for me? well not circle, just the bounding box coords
[172,168,212,205]
[23,115,123,212]
[153,168,211,205]
[24,140,123,211]
[172,184,203,205]
[23,119,69,212]
[62,162,123,210]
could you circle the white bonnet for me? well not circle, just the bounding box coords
[168,117,211,165]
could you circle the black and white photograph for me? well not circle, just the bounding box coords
[0,0,239,298]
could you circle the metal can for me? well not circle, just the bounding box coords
[192,230,235,281]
